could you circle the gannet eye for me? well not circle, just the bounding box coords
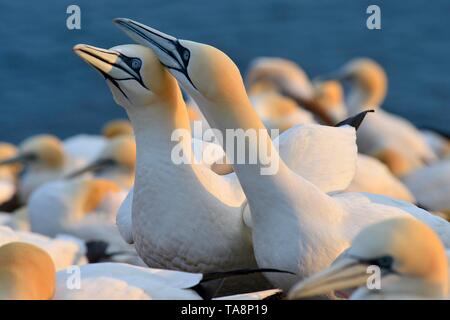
[371,256,394,269]
[182,50,190,62]
[131,58,142,70]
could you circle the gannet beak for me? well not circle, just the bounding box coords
[288,258,370,299]
[0,153,36,166]
[73,44,147,99]
[335,110,375,130]
[113,18,196,88]
[66,158,116,179]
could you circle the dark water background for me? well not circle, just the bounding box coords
[0,0,449,143]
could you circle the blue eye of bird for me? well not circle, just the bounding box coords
[131,59,142,70]
[183,50,190,61]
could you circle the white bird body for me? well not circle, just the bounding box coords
[347,154,415,202]
[63,134,106,165]
[0,225,86,270]
[402,159,450,212]
[16,135,93,202]
[354,109,436,175]
[420,130,450,159]
[28,178,130,253]
[54,262,281,300]
[338,58,437,176]
[55,262,203,300]
[113,21,450,292]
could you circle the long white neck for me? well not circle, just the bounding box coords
[190,87,335,222]
[126,95,192,165]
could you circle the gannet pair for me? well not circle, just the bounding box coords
[0,225,86,271]
[73,40,364,287]
[289,217,449,299]
[0,241,280,300]
[113,18,450,292]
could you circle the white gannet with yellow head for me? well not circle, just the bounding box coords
[326,58,437,176]
[63,119,134,165]
[289,217,449,299]
[0,242,56,300]
[27,178,130,254]
[0,134,91,203]
[68,135,136,189]
[115,18,450,291]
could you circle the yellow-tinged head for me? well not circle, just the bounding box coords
[0,242,55,300]
[311,81,348,122]
[289,217,448,299]
[341,58,387,107]
[102,119,133,138]
[74,43,180,109]
[0,135,65,170]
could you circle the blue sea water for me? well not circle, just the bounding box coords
[0,0,449,143]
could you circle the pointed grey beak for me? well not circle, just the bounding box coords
[0,153,36,166]
[66,158,116,179]
[113,18,196,88]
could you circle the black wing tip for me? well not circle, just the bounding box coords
[335,109,375,130]
[192,268,294,300]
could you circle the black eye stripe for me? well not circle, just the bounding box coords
[347,254,394,270]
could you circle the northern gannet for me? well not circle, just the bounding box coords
[0,225,86,271]
[402,159,450,214]
[68,135,136,189]
[288,217,449,299]
[28,178,130,254]
[73,41,359,285]
[325,58,438,176]
[0,134,90,202]
[282,80,415,202]
[63,119,133,165]
[245,57,334,124]
[0,242,55,300]
[115,19,450,291]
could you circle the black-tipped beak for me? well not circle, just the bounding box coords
[0,153,36,166]
[113,18,196,88]
[66,158,116,179]
[73,44,147,99]
[335,110,375,130]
